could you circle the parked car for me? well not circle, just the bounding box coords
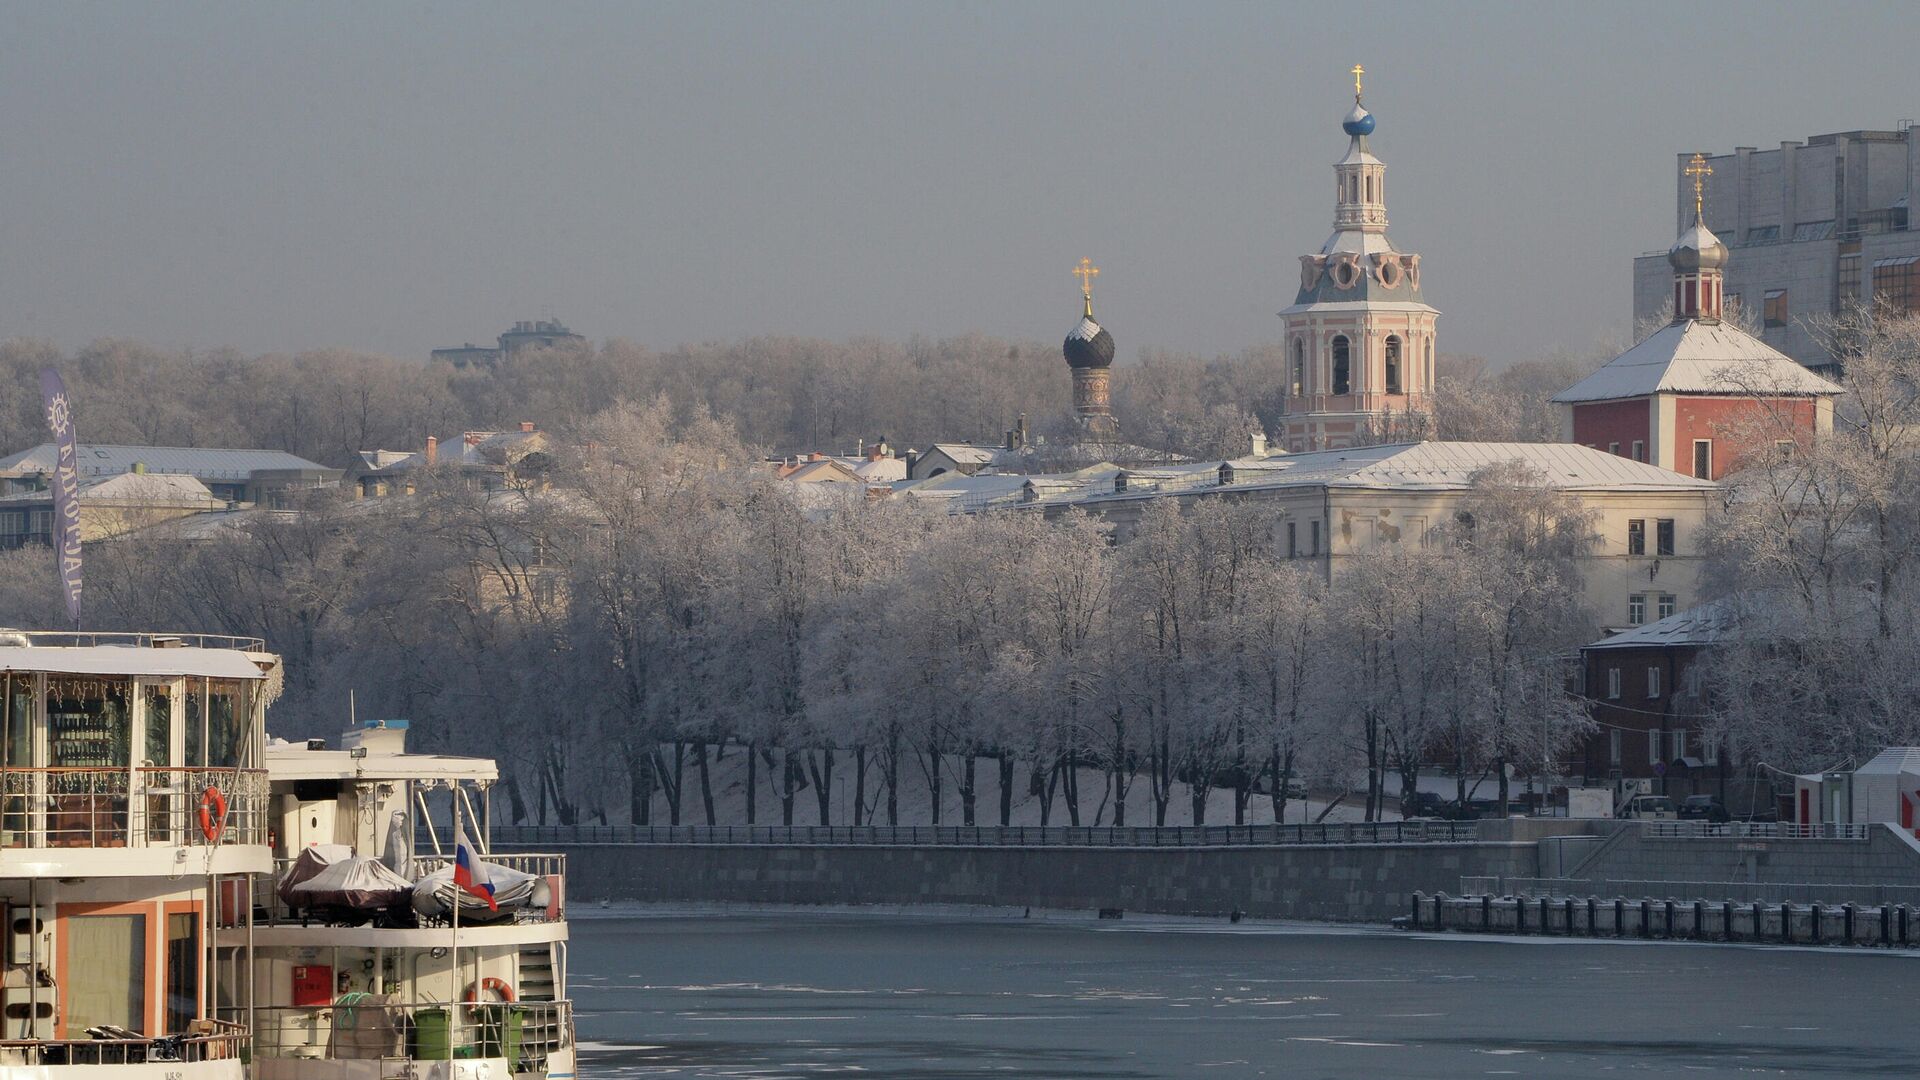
[1678,795,1731,823]
[1616,794,1678,820]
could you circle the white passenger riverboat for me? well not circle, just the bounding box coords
[248,719,575,1080]
[0,630,273,1080]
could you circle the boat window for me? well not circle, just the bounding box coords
[165,911,198,1033]
[66,912,147,1034]
[185,680,204,767]
[3,674,30,768]
[47,676,131,769]
[206,679,249,769]
[143,683,173,767]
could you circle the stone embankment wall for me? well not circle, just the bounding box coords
[530,820,1600,923]
[1565,822,1920,890]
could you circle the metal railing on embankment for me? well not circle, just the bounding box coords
[1461,875,1920,908]
[1639,821,1871,840]
[487,820,1483,848]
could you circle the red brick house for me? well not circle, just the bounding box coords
[1553,173,1840,480]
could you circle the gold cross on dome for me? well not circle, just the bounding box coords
[1351,64,1364,98]
[1685,152,1713,217]
[1073,257,1100,300]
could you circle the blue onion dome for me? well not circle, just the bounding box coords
[1342,101,1376,137]
[1668,215,1729,272]
[1064,313,1116,369]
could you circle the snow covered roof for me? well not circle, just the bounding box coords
[1203,441,1716,495]
[852,457,906,482]
[1552,320,1841,403]
[1583,598,1744,650]
[1278,299,1438,316]
[0,443,331,481]
[1066,316,1105,343]
[0,645,267,680]
[923,443,999,466]
[265,741,498,782]
[1853,747,1920,777]
[1585,588,1883,651]
[910,442,1711,515]
[0,471,224,506]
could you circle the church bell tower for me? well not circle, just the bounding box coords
[1277,68,1439,452]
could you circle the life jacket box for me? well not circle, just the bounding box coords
[1,967,54,1041]
[292,964,334,1007]
[7,908,49,966]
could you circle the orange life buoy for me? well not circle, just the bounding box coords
[198,786,228,842]
[464,977,515,1003]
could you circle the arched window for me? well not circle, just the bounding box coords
[1384,335,1403,394]
[1291,339,1305,397]
[1331,335,1351,395]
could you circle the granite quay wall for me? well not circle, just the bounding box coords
[509,819,1604,923]
[1536,821,1920,905]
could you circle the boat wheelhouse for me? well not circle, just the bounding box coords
[249,720,574,1080]
[0,630,275,1078]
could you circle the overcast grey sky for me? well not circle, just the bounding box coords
[2,1,1915,369]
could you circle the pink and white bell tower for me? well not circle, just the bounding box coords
[1277,68,1439,452]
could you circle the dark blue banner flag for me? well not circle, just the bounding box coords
[38,369,81,626]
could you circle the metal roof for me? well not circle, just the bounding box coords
[0,645,267,680]
[0,443,333,481]
[1552,320,1841,403]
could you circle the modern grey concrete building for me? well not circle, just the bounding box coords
[1631,126,1920,376]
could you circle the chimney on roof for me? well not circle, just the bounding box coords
[425,436,438,465]
[519,421,535,433]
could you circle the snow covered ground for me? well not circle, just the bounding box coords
[564,746,1396,827]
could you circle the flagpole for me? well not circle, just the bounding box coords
[450,793,459,1064]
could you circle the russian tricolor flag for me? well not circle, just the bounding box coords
[452,815,497,911]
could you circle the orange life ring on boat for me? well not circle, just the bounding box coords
[198,786,228,842]
[465,977,515,1003]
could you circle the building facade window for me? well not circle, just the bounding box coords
[1291,339,1305,397]
[1632,440,1646,462]
[1648,729,1661,765]
[1607,668,1622,700]
[1628,595,1645,625]
[1764,289,1789,329]
[1656,519,1675,556]
[1385,335,1403,394]
[1331,336,1351,395]
[1647,667,1661,698]
[1609,441,1620,455]
[1310,520,1321,556]
[1873,256,1920,313]
[1658,594,1677,620]
[1627,519,1645,555]
[1704,738,1720,766]
[1287,521,1297,558]
[1693,440,1713,479]
[1670,729,1687,761]
[1838,248,1862,305]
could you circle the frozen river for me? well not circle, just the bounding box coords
[569,907,1917,1078]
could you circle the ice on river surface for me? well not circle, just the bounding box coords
[567,907,1919,1079]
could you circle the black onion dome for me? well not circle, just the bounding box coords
[1064,315,1116,369]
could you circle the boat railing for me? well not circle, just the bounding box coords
[0,1019,246,1065]
[0,767,269,850]
[244,1000,571,1067]
[0,630,267,651]
[415,851,567,881]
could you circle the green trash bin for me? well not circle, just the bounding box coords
[413,1008,451,1061]
[474,1005,525,1064]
